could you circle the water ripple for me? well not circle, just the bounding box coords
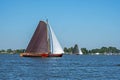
[0,54,120,80]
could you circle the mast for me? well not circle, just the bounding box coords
[46,19,50,53]
[46,19,53,53]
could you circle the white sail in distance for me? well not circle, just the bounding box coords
[48,24,64,54]
[79,48,83,55]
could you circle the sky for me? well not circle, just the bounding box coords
[0,0,120,50]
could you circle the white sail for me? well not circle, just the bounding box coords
[48,24,64,54]
[79,48,83,55]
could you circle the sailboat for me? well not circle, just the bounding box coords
[76,47,83,55]
[79,48,83,55]
[20,20,64,57]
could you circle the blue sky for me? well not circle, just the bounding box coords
[0,0,120,49]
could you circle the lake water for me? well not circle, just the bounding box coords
[0,54,120,80]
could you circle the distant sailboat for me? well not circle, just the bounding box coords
[79,48,83,55]
[20,20,64,57]
[76,47,83,55]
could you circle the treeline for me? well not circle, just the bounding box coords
[0,45,120,55]
[0,49,25,54]
[89,47,120,54]
[64,44,120,55]
[64,44,88,54]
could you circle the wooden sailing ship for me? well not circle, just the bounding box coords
[20,20,64,57]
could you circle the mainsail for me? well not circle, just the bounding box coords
[48,24,64,54]
[25,21,48,53]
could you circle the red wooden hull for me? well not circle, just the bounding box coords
[20,53,63,57]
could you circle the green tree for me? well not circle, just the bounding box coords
[81,48,88,54]
[70,47,74,53]
[15,49,25,53]
[99,47,107,53]
[68,47,73,53]
[64,47,74,53]
[108,47,119,53]
[1,49,5,52]
[64,47,68,53]
[7,49,13,53]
